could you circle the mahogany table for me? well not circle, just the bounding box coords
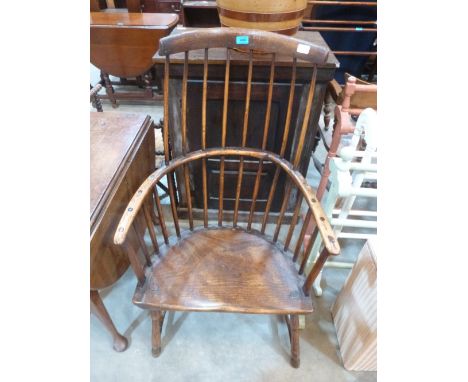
[90,12,179,106]
[90,112,155,351]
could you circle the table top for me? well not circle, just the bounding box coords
[90,112,151,233]
[90,12,179,28]
[153,27,339,67]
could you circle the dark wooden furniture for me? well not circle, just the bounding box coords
[91,112,155,351]
[142,0,184,24]
[91,0,143,12]
[153,27,338,219]
[302,0,377,83]
[90,12,178,106]
[141,0,220,27]
[182,1,220,27]
[113,28,340,368]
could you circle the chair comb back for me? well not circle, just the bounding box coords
[158,27,330,64]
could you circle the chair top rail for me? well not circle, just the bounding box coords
[158,27,330,64]
[114,147,340,256]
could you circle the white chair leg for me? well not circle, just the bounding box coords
[313,270,323,297]
[298,314,306,329]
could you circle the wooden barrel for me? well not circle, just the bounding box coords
[216,0,308,35]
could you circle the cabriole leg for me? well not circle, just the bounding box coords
[90,290,128,352]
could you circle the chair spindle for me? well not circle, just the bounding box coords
[143,202,159,254]
[233,49,253,227]
[182,51,194,230]
[132,217,151,266]
[122,239,146,284]
[283,194,303,252]
[261,58,297,233]
[164,55,181,237]
[303,247,330,295]
[218,48,231,226]
[299,226,319,275]
[247,53,276,230]
[292,65,318,169]
[201,48,209,227]
[293,209,312,262]
[153,187,169,244]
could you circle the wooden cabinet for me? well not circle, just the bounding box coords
[153,28,338,219]
[142,1,221,27]
[142,0,184,24]
[182,1,220,27]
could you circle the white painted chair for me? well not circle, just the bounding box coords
[306,108,377,296]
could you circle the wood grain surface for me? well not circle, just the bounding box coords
[134,227,314,314]
[91,112,154,289]
[90,12,178,78]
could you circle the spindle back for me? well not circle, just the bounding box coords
[158,28,331,226]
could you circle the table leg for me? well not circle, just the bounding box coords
[90,290,128,352]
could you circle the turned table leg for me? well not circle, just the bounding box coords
[90,290,128,352]
[101,71,117,108]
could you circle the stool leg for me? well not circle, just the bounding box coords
[90,290,128,352]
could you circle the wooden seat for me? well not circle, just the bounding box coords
[134,227,314,314]
[114,28,341,368]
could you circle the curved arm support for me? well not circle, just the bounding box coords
[114,148,340,255]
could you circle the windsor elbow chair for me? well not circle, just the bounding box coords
[113,28,340,368]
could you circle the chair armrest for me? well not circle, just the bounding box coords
[113,147,340,256]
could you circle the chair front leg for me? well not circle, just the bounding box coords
[290,315,300,368]
[286,314,300,368]
[151,310,164,357]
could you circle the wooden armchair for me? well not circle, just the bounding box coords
[113,28,340,368]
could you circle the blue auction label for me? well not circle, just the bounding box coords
[236,36,249,45]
